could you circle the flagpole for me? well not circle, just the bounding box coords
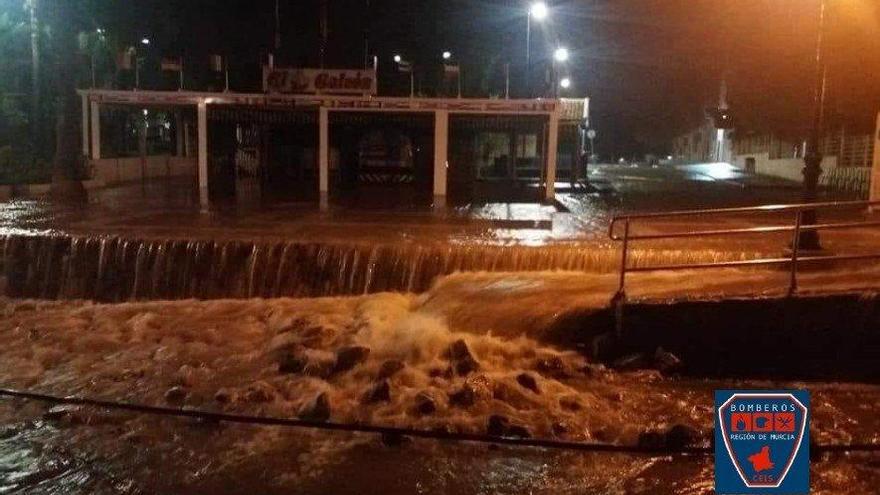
[224,57,230,92]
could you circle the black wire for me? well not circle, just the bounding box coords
[2,388,878,455]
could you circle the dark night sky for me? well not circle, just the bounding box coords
[53,0,880,155]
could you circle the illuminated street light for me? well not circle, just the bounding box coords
[393,54,402,63]
[554,47,569,62]
[141,37,150,45]
[530,2,548,20]
[560,77,571,89]
[442,51,452,60]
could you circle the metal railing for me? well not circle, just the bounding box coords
[609,200,880,309]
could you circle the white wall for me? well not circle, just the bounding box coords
[732,152,838,183]
[91,155,196,186]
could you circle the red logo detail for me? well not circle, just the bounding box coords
[774,413,796,432]
[731,413,752,432]
[752,413,774,432]
[747,445,775,472]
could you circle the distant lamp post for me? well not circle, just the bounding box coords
[799,0,829,251]
[141,37,150,45]
[442,51,452,60]
[552,47,569,97]
[394,54,414,97]
[526,2,549,96]
[553,47,569,62]
[530,2,548,20]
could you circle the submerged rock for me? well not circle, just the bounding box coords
[363,380,391,403]
[413,391,437,415]
[535,355,572,379]
[43,405,85,424]
[654,347,683,373]
[516,373,540,394]
[506,425,531,438]
[487,415,510,436]
[381,431,410,447]
[164,386,188,404]
[611,353,649,371]
[303,356,336,379]
[299,392,331,422]
[559,396,583,411]
[277,351,308,374]
[665,423,702,449]
[428,367,454,379]
[446,339,480,376]
[448,385,476,407]
[487,414,530,438]
[213,388,233,404]
[334,345,370,374]
[244,381,276,403]
[637,430,666,450]
[552,421,570,437]
[377,359,405,379]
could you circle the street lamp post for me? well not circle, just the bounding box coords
[526,2,548,97]
[553,46,568,97]
[800,0,828,250]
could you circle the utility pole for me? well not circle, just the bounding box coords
[319,0,328,68]
[800,0,828,250]
[28,0,40,152]
[274,0,281,51]
[363,0,371,69]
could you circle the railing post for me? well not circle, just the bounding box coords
[789,210,802,296]
[613,219,630,336]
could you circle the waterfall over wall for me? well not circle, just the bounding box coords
[2,235,623,301]
[2,235,759,302]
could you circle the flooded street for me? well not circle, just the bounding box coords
[1,167,878,493]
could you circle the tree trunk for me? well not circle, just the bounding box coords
[49,0,86,199]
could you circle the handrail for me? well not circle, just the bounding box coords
[608,200,880,335]
[609,199,880,240]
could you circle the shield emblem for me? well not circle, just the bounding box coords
[715,391,810,493]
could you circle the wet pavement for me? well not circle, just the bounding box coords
[0,163,859,247]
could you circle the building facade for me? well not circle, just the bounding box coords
[78,86,588,209]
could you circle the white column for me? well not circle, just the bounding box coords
[175,110,185,157]
[183,121,192,157]
[90,100,101,160]
[197,100,209,208]
[871,112,880,203]
[318,106,329,209]
[433,109,449,207]
[81,94,89,157]
[544,109,560,201]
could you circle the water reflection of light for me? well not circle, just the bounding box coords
[677,162,739,181]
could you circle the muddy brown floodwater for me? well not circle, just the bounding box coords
[1,275,880,494]
[1,167,879,493]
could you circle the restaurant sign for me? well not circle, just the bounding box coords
[263,67,377,95]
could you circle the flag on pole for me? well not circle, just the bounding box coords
[442,63,460,75]
[161,56,183,72]
[209,54,224,72]
[116,47,135,70]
